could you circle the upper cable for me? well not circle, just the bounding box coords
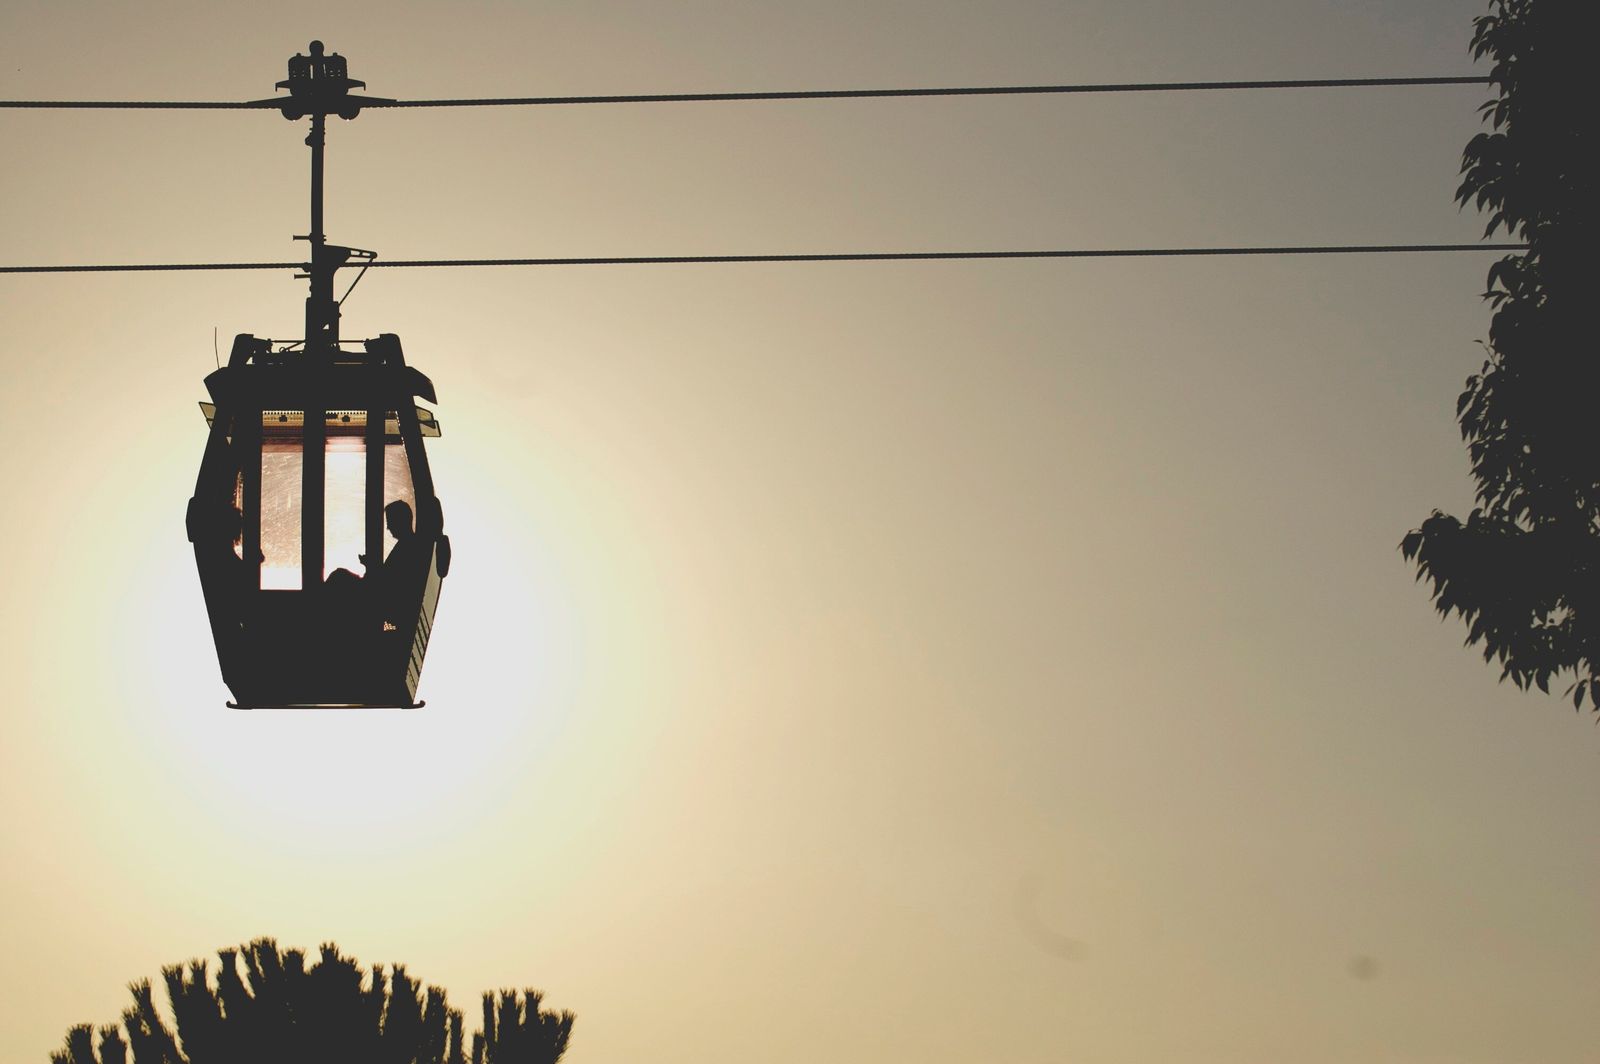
[0,75,1488,110]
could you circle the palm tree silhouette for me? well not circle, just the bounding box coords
[51,938,573,1064]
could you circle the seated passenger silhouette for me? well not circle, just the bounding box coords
[324,501,427,623]
[378,500,427,581]
[374,501,428,635]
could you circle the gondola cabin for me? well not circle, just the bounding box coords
[187,333,450,708]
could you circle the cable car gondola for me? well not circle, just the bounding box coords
[185,43,449,709]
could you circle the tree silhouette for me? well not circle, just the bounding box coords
[1402,0,1599,707]
[50,938,573,1064]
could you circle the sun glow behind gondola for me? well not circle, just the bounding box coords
[325,433,416,578]
[252,434,418,589]
[259,436,303,590]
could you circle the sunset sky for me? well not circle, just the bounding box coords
[3,2,1597,1062]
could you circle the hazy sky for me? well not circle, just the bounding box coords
[3,2,1597,1062]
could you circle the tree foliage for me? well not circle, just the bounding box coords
[50,938,573,1064]
[1403,0,1600,707]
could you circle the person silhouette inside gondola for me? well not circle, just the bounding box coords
[377,501,427,584]
[372,500,429,645]
[326,500,427,622]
